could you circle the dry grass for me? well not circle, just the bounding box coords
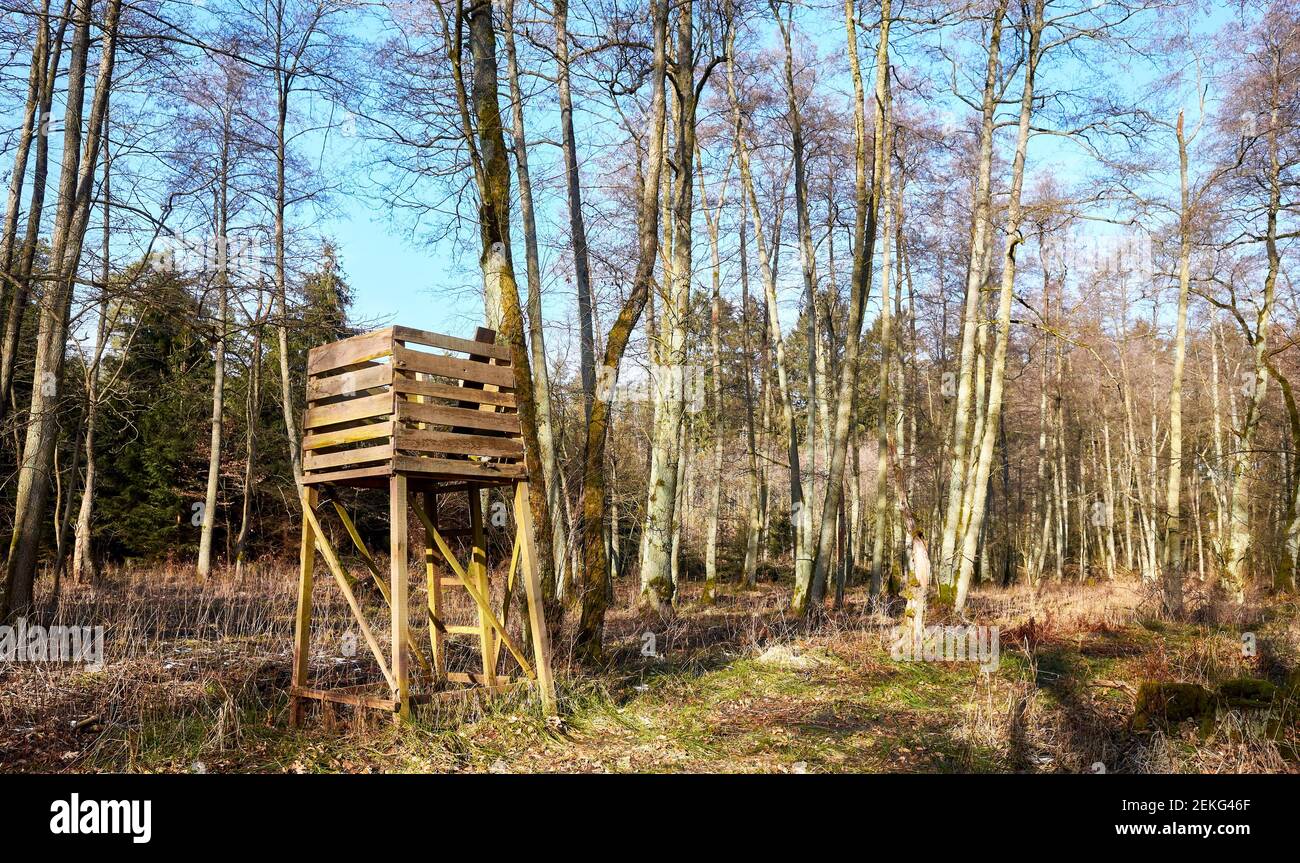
[0,562,1296,773]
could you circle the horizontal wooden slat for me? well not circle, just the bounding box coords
[397,401,521,435]
[290,686,396,712]
[302,463,391,486]
[303,419,393,451]
[307,362,392,400]
[394,454,527,480]
[445,625,480,636]
[394,374,515,408]
[304,392,392,429]
[408,681,527,705]
[306,328,393,375]
[393,345,514,389]
[393,325,510,361]
[397,429,524,459]
[304,443,393,471]
[446,671,515,685]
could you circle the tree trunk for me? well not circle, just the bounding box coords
[504,0,569,602]
[701,156,730,604]
[639,0,700,610]
[465,0,557,621]
[737,213,762,588]
[234,300,263,577]
[1223,54,1283,602]
[71,123,113,585]
[936,0,1009,604]
[3,0,121,621]
[728,21,808,612]
[199,132,232,579]
[553,0,597,422]
[574,0,669,660]
[953,0,1044,612]
[0,0,48,306]
[773,1,820,612]
[1160,110,1193,615]
[0,0,69,423]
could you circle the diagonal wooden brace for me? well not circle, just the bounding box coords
[330,500,432,674]
[408,495,537,680]
[302,502,397,690]
[493,521,524,671]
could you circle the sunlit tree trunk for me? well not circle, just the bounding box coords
[0,0,68,423]
[804,0,890,611]
[463,0,557,617]
[72,126,114,585]
[701,157,730,603]
[772,1,819,610]
[639,0,701,610]
[3,0,121,620]
[1223,56,1283,602]
[869,85,897,601]
[729,29,808,610]
[937,0,1008,604]
[738,216,761,587]
[234,298,263,577]
[0,0,48,311]
[1160,110,1194,615]
[504,0,568,600]
[552,0,597,422]
[198,126,232,580]
[574,0,669,660]
[953,0,1043,611]
[272,30,303,491]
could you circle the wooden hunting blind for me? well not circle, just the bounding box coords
[289,324,555,724]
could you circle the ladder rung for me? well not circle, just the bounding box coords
[446,625,481,636]
[440,577,461,588]
[446,672,513,686]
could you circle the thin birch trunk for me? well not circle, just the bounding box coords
[1223,53,1283,602]
[1160,110,1194,615]
[3,0,121,619]
[198,126,232,579]
[728,22,808,607]
[504,0,569,600]
[937,0,1009,603]
[953,0,1044,612]
[805,0,890,611]
[0,0,69,422]
[700,155,731,604]
[574,0,669,659]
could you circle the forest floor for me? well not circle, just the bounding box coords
[2,560,1298,773]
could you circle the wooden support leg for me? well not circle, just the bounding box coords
[390,475,410,721]
[424,491,446,686]
[291,487,319,727]
[467,484,497,686]
[514,482,556,715]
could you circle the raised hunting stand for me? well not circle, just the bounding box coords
[289,325,556,724]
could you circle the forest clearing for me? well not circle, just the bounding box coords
[2,567,1297,773]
